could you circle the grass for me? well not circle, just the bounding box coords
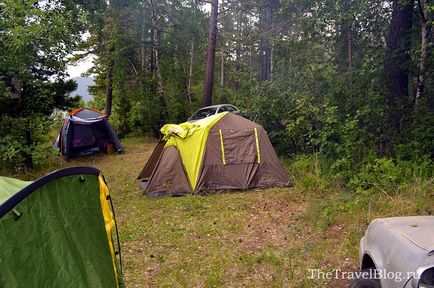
[2,137,433,287]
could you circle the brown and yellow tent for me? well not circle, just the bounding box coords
[138,112,289,197]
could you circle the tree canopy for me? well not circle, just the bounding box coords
[0,0,433,182]
[0,0,88,169]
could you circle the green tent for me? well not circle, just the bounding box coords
[0,167,124,287]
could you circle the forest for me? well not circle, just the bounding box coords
[1,0,433,184]
[0,0,433,286]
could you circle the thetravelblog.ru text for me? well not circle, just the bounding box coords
[307,268,418,282]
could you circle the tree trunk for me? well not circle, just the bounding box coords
[23,119,33,171]
[11,80,22,100]
[337,0,353,72]
[187,40,194,103]
[415,0,431,105]
[259,16,266,81]
[249,43,253,75]
[260,0,273,81]
[270,43,273,81]
[348,28,352,70]
[149,9,156,73]
[140,0,146,70]
[260,36,267,80]
[155,31,166,119]
[148,0,158,74]
[105,59,114,118]
[220,43,224,87]
[220,0,225,88]
[148,0,167,119]
[202,0,218,107]
[235,10,241,90]
[384,0,414,133]
[266,2,273,80]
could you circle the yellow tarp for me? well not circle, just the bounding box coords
[160,112,228,190]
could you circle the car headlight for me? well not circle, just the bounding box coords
[415,267,434,288]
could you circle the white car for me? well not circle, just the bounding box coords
[188,104,240,122]
[349,216,434,288]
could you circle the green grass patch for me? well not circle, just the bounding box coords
[2,136,432,287]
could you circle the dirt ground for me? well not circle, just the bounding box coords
[48,137,361,287]
[19,137,434,287]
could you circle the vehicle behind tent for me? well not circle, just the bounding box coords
[54,108,123,159]
[0,167,124,288]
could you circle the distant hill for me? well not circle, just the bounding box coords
[70,77,95,102]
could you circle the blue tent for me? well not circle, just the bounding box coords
[54,108,123,159]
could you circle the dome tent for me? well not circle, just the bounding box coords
[0,167,124,287]
[138,112,290,197]
[54,108,123,159]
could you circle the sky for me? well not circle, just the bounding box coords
[67,54,95,78]
[66,31,94,78]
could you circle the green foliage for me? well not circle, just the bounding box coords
[2,0,433,186]
[0,116,58,170]
[85,0,411,178]
[0,135,26,168]
[216,0,431,191]
[0,0,86,170]
[349,157,434,195]
[86,0,208,137]
[288,154,330,193]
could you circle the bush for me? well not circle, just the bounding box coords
[289,154,331,192]
[0,115,59,171]
[349,157,434,195]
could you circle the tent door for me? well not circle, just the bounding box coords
[137,140,166,180]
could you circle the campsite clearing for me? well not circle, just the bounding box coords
[4,137,433,287]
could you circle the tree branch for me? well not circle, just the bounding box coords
[417,0,426,23]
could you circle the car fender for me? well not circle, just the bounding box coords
[360,221,386,271]
[361,218,432,288]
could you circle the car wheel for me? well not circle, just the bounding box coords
[348,269,381,288]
